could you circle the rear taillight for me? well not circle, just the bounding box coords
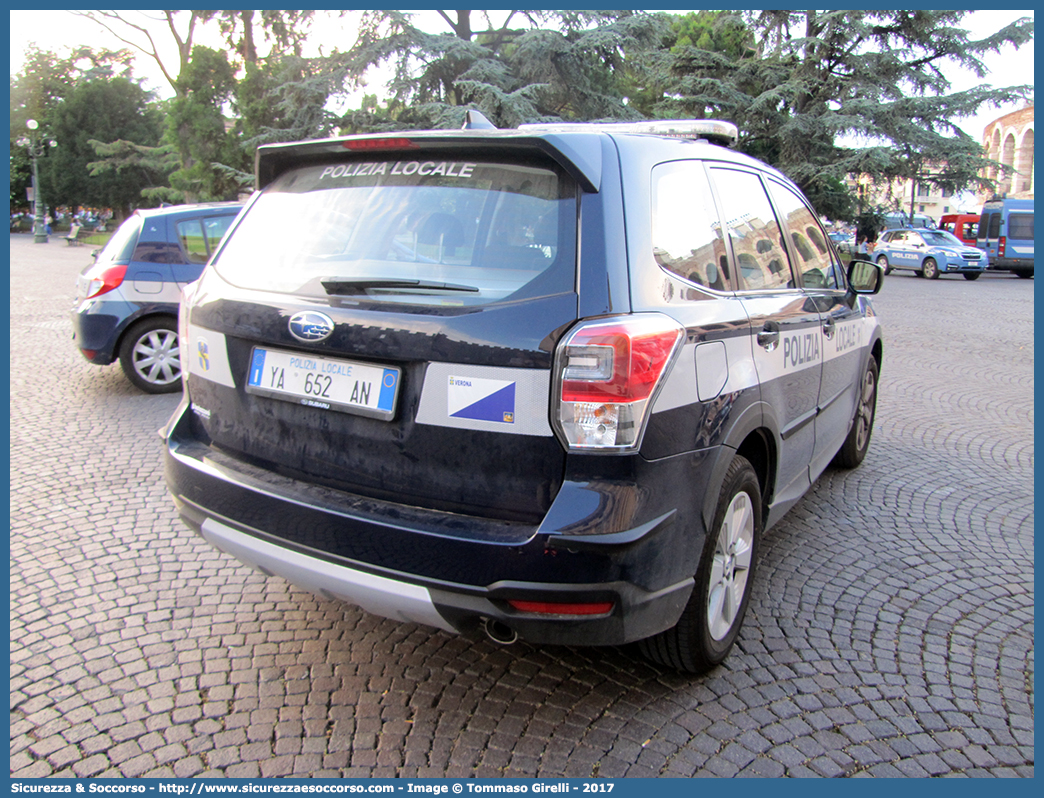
[552,314,685,452]
[999,236,1006,257]
[177,282,200,391]
[84,264,127,299]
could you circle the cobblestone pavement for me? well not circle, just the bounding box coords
[11,234,1033,778]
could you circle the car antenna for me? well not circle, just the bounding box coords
[462,110,497,130]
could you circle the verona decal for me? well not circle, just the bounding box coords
[448,376,516,424]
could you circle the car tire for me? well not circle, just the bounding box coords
[922,257,940,279]
[638,455,761,673]
[963,272,981,281]
[876,254,891,275]
[832,357,879,469]
[1014,269,1032,279]
[119,317,182,394]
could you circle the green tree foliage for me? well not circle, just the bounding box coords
[656,10,1034,219]
[86,138,181,206]
[624,11,754,119]
[234,53,356,147]
[9,45,138,210]
[44,77,165,216]
[340,11,668,129]
[74,10,326,199]
[201,10,315,66]
[164,46,242,202]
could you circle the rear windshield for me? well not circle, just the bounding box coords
[213,158,577,306]
[1008,213,1033,240]
[94,214,141,264]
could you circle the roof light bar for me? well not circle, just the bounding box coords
[629,119,739,146]
[519,118,738,146]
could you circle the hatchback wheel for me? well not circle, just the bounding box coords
[922,257,940,279]
[876,254,891,275]
[639,455,761,673]
[119,317,182,394]
[963,272,981,281]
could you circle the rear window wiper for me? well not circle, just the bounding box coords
[321,278,479,295]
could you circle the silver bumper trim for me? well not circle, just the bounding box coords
[200,518,455,632]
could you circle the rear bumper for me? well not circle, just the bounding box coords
[70,295,138,364]
[987,260,1033,271]
[164,401,712,646]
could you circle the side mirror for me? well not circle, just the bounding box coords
[847,258,884,295]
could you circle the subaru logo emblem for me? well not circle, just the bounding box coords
[288,311,334,342]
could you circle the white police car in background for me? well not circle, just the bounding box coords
[874,227,987,280]
[163,115,884,673]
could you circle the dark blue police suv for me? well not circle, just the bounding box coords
[163,116,884,672]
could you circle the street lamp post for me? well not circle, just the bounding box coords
[24,119,57,244]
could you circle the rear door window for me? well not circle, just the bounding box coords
[213,158,577,306]
[710,168,794,291]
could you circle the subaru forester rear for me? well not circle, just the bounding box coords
[164,116,883,672]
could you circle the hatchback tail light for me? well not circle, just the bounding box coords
[83,264,127,299]
[552,314,685,452]
[999,236,1006,257]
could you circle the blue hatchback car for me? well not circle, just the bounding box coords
[873,227,987,280]
[71,203,243,392]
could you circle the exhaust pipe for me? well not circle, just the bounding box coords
[483,618,518,645]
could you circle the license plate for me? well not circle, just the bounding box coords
[246,348,400,420]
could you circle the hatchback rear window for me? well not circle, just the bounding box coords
[213,158,577,306]
[94,215,140,264]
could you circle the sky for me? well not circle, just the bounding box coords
[9,8,1036,142]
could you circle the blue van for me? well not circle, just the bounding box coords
[977,197,1034,278]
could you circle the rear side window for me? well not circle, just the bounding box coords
[711,168,794,291]
[177,220,210,264]
[651,161,730,291]
[1008,213,1033,240]
[214,158,576,306]
[177,215,237,264]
